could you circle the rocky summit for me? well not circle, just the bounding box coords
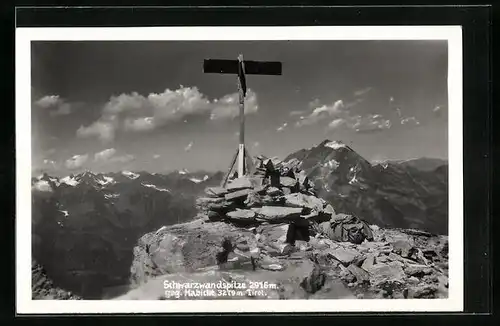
[124,155,448,300]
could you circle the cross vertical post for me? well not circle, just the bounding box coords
[237,54,246,177]
[203,55,282,185]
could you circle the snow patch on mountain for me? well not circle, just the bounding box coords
[324,141,346,150]
[324,159,340,170]
[60,176,80,187]
[33,180,53,192]
[141,183,170,192]
[122,171,140,180]
[48,177,60,186]
[104,193,120,199]
[96,175,115,186]
[59,210,69,217]
[178,169,189,175]
[189,175,209,184]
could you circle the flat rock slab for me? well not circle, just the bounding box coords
[252,206,304,222]
[204,187,228,197]
[196,197,226,205]
[327,248,360,266]
[227,209,256,221]
[284,193,324,212]
[225,188,252,201]
[226,177,253,191]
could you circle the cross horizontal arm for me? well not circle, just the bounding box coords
[203,59,282,75]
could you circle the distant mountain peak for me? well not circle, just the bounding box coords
[323,140,348,150]
[122,170,140,180]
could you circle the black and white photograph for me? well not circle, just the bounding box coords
[16,26,463,313]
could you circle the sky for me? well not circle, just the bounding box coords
[31,40,448,176]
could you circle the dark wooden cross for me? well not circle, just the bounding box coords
[204,54,282,186]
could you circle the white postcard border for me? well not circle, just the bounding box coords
[16,25,463,314]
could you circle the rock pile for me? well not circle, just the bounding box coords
[126,156,449,300]
[197,156,337,227]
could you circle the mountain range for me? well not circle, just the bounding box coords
[31,139,448,299]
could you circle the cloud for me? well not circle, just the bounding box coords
[94,148,117,162]
[123,116,155,132]
[389,96,395,103]
[77,121,116,143]
[296,97,394,135]
[354,87,372,97]
[400,116,420,126]
[35,95,61,109]
[42,159,58,169]
[276,122,288,132]
[65,154,89,170]
[153,154,161,159]
[296,100,345,127]
[110,154,135,163]
[308,99,321,109]
[253,142,260,147]
[289,110,308,116]
[77,87,259,142]
[394,107,402,118]
[210,90,258,120]
[34,95,73,116]
[184,141,193,152]
[353,114,392,133]
[327,118,347,131]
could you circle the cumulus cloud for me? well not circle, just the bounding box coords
[209,90,258,120]
[77,121,116,143]
[153,154,161,159]
[110,154,135,164]
[184,141,193,152]
[42,159,58,169]
[296,97,394,135]
[94,148,117,162]
[296,100,345,127]
[253,142,260,147]
[327,118,347,131]
[35,95,61,109]
[400,116,420,126]
[77,86,259,143]
[34,95,73,116]
[394,107,402,118]
[354,87,372,97]
[123,117,155,132]
[353,114,392,133]
[65,154,89,170]
[276,122,288,132]
[308,99,321,109]
[289,110,307,116]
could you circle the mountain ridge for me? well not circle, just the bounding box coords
[31,140,448,299]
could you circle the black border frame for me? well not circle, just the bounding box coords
[3,4,493,323]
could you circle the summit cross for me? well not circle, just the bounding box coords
[203,54,282,186]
